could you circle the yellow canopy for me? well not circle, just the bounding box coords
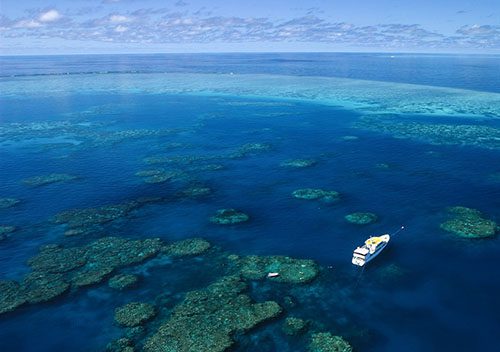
[365,237,383,246]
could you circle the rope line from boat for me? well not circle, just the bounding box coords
[354,265,365,288]
[390,225,405,237]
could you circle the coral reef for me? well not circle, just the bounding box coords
[53,198,160,231]
[375,163,390,170]
[0,281,25,315]
[144,276,282,352]
[135,169,165,177]
[487,172,500,183]
[71,266,115,288]
[0,236,223,315]
[53,203,137,228]
[144,154,217,165]
[22,173,78,187]
[376,264,405,283]
[28,245,87,273]
[282,317,309,335]
[281,159,317,168]
[234,255,319,284]
[108,274,139,290]
[179,186,212,198]
[292,189,340,203]
[136,168,187,184]
[0,119,177,150]
[308,332,352,352]
[344,212,378,225]
[114,302,156,327]
[355,116,500,150]
[440,206,497,239]
[340,136,359,141]
[0,226,16,240]
[210,209,249,225]
[162,238,211,257]
[106,337,134,352]
[230,143,272,158]
[64,228,95,237]
[0,236,163,315]
[82,237,162,272]
[309,332,353,352]
[143,172,177,184]
[0,198,20,209]
[21,272,70,304]
[190,164,225,171]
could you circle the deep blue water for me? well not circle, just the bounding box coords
[1,53,500,93]
[0,54,499,352]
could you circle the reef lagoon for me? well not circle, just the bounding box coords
[0,53,499,352]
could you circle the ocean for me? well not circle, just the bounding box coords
[0,53,499,352]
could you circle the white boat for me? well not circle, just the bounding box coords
[352,234,390,267]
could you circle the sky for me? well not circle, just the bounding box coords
[0,0,499,55]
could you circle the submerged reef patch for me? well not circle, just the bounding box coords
[94,240,339,352]
[53,198,160,232]
[344,212,378,225]
[144,154,218,166]
[281,159,317,168]
[0,119,177,150]
[136,168,188,184]
[135,169,165,177]
[292,189,340,203]
[375,264,406,283]
[21,272,70,304]
[230,143,272,158]
[355,116,500,150]
[210,209,250,225]
[162,238,211,257]
[189,163,225,172]
[28,245,87,273]
[309,332,353,352]
[282,317,309,336]
[0,226,16,240]
[487,172,500,183]
[106,337,134,352]
[144,276,282,352]
[0,236,163,315]
[22,173,78,187]
[0,198,20,209]
[0,236,219,315]
[234,255,319,284]
[340,135,359,141]
[114,302,156,327]
[440,206,497,239]
[108,274,139,290]
[0,281,26,315]
[178,186,212,199]
[4,73,500,118]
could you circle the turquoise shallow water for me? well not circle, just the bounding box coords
[0,54,499,352]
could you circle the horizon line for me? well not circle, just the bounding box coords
[2,50,500,57]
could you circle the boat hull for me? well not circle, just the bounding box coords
[352,234,390,267]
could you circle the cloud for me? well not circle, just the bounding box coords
[175,1,189,7]
[456,24,500,36]
[39,9,62,23]
[114,25,128,32]
[14,19,42,29]
[109,15,131,23]
[455,24,500,47]
[1,8,499,51]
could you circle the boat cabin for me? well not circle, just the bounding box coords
[352,234,391,267]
